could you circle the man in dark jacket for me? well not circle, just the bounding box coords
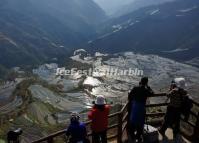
[128,77,154,142]
[159,78,188,138]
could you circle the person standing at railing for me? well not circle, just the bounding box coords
[7,128,23,143]
[128,77,154,142]
[159,77,190,138]
[65,112,89,143]
[88,95,110,143]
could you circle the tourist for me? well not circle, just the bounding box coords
[65,112,88,143]
[128,77,154,142]
[7,128,22,143]
[88,95,110,143]
[159,78,189,138]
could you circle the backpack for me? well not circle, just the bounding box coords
[181,96,193,121]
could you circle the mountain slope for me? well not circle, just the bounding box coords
[87,0,199,65]
[114,0,176,17]
[0,0,106,69]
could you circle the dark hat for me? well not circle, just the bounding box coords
[141,77,148,85]
[70,112,80,122]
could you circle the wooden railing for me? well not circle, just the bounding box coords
[32,93,199,143]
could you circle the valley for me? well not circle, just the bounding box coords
[0,0,199,142]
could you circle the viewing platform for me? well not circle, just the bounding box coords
[32,93,199,143]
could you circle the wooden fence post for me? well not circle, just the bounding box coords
[47,137,54,143]
[117,111,123,143]
[193,113,199,141]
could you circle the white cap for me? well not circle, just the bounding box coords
[96,95,106,105]
[174,77,186,89]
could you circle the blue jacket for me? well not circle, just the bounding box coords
[130,101,146,128]
[66,121,87,142]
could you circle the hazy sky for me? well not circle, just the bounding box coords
[93,0,135,15]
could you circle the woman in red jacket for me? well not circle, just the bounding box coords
[88,95,110,143]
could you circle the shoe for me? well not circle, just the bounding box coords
[135,136,143,143]
[135,138,143,143]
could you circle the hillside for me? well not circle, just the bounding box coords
[87,0,199,65]
[0,0,106,71]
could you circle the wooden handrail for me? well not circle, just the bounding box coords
[32,93,199,143]
[32,112,122,143]
[149,93,168,97]
[192,100,199,107]
[146,103,168,107]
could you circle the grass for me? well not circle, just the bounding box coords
[0,139,5,143]
[43,102,61,113]
[0,121,13,140]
